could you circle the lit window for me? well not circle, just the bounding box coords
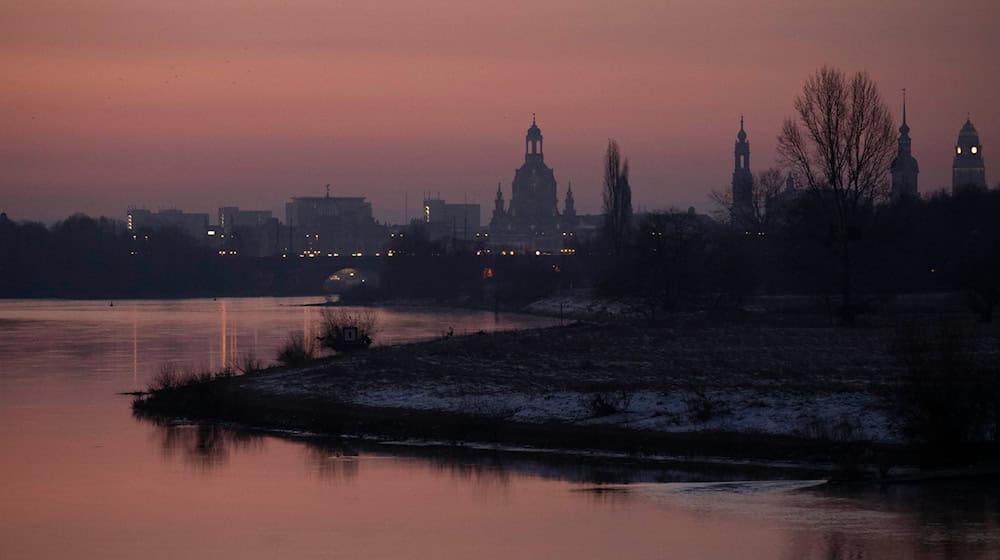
[972,146,979,154]
[956,146,962,155]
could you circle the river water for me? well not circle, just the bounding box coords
[0,298,997,559]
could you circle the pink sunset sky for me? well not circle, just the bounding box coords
[2,0,997,224]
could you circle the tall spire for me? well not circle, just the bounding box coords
[891,88,919,200]
[902,88,907,126]
[532,112,536,126]
[899,89,910,135]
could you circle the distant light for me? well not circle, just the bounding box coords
[535,250,541,256]
[207,230,216,236]
[972,146,979,154]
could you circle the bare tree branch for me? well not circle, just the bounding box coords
[776,66,896,324]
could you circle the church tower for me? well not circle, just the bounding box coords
[890,90,919,201]
[731,116,753,226]
[953,117,987,193]
[508,115,558,230]
[492,182,506,225]
[562,181,578,230]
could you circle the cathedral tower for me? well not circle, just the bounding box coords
[890,90,919,201]
[731,116,753,226]
[953,117,987,193]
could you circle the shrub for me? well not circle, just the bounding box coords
[583,389,633,417]
[318,308,378,352]
[147,364,225,392]
[235,353,264,375]
[891,321,1000,454]
[685,390,726,423]
[276,332,317,366]
[149,364,182,391]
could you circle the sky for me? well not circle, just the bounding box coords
[2,0,998,225]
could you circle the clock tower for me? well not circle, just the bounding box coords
[952,117,987,194]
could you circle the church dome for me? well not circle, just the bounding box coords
[736,116,747,142]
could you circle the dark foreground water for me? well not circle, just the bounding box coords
[1,298,998,559]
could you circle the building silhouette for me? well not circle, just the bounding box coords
[284,192,387,256]
[422,197,481,241]
[492,115,559,231]
[562,182,578,230]
[490,116,575,251]
[731,116,753,224]
[126,207,209,241]
[890,92,919,201]
[953,117,987,193]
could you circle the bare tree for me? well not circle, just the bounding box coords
[710,167,788,233]
[777,67,896,324]
[602,139,633,257]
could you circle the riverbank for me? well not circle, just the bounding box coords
[132,310,1000,474]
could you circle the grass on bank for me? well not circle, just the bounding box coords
[133,308,1000,470]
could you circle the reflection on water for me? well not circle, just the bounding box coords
[152,422,265,470]
[133,420,1000,559]
[1,298,999,559]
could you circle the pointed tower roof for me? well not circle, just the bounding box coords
[737,115,747,142]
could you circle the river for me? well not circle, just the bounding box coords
[0,298,997,559]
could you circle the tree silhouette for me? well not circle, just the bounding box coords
[777,67,896,324]
[602,139,632,258]
[710,167,789,234]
